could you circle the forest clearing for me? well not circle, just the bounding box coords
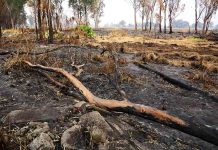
[0,0,218,149]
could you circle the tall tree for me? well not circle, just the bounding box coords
[163,0,168,33]
[139,0,150,31]
[37,0,43,40]
[91,0,105,28]
[201,0,218,34]
[149,0,156,31]
[194,0,205,33]
[157,0,164,32]
[0,0,6,38]
[3,0,27,29]
[54,0,64,31]
[69,0,96,25]
[168,0,184,33]
[48,0,53,43]
[129,0,140,30]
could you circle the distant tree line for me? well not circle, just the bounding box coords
[128,0,218,34]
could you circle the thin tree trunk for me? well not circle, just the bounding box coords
[169,11,173,34]
[164,1,167,33]
[202,19,206,34]
[48,0,53,43]
[37,0,43,41]
[149,14,152,31]
[134,0,137,31]
[159,6,162,33]
[0,25,2,39]
[142,15,144,30]
[195,0,198,33]
[34,0,38,40]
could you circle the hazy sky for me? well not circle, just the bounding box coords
[62,0,218,26]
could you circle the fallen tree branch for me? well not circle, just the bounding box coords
[106,74,128,100]
[23,60,218,146]
[136,63,218,102]
[36,70,85,101]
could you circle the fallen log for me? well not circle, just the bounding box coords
[137,63,218,102]
[23,60,218,146]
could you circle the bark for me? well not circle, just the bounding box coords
[37,0,43,41]
[141,15,144,30]
[134,0,138,31]
[159,6,162,33]
[0,25,2,39]
[169,11,173,34]
[23,60,218,146]
[34,0,39,40]
[164,2,167,33]
[48,0,53,43]
[202,19,206,35]
[195,0,198,33]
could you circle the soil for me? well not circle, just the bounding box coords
[0,29,218,149]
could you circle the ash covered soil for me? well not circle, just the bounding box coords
[0,30,218,149]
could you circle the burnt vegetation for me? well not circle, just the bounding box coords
[0,0,218,150]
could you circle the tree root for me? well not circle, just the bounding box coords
[23,60,218,146]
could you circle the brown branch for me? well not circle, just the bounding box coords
[23,60,218,146]
[36,70,85,101]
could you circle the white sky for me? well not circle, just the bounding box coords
[32,0,218,27]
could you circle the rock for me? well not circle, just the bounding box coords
[90,126,107,144]
[2,107,66,124]
[79,111,113,135]
[28,133,55,150]
[27,122,50,141]
[74,101,87,108]
[61,125,86,150]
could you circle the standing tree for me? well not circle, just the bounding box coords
[194,0,205,33]
[54,0,64,31]
[201,0,218,34]
[139,0,151,31]
[0,0,6,39]
[163,0,168,33]
[90,0,105,28]
[149,0,156,31]
[128,0,140,30]
[157,0,164,32]
[47,0,53,43]
[37,0,43,40]
[69,0,96,25]
[168,0,184,33]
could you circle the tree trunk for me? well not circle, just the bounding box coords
[37,0,43,41]
[0,25,2,39]
[169,11,173,34]
[195,0,198,33]
[142,15,144,30]
[149,14,152,31]
[56,13,60,31]
[202,19,206,35]
[34,0,38,40]
[134,0,137,31]
[48,0,53,43]
[159,6,162,33]
[164,2,167,33]
[84,6,88,25]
